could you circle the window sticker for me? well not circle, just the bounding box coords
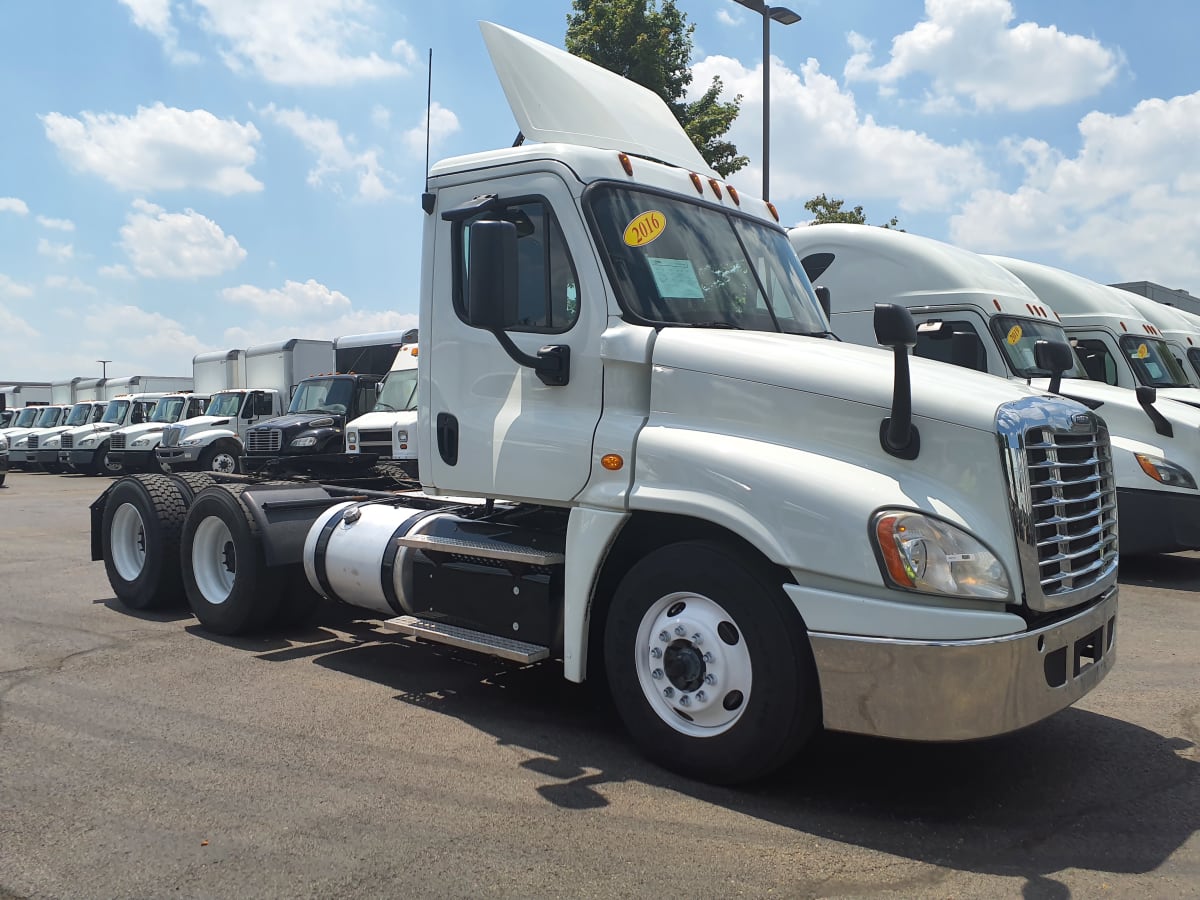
[1136,343,1149,359]
[647,257,705,299]
[623,210,666,247]
[1006,324,1023,345]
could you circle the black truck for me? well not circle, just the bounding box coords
[241,372,382,478]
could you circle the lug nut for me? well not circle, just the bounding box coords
[703,652,715,664]
[659,630,670,642]
[652,668,664,680]
[691,633,702,644]
[695,691,707,702]
[663,687,675,698]
[650,647,663,659]
[674,624,686,636]
[679,694,691,706]
[704,673,717,685]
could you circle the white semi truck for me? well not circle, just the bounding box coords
[60,394,168,475]
[1110,290,1200,386]
[789,223,1200,555]
[91,23,1119,785]
[345,343,420,478]
[157,340,333,474]
[21,402,105,471]
[108,394,211,473]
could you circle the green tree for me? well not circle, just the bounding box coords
[565,0,747,177]
[804,194,902,229]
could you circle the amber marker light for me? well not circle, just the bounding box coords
[708,178,723,199]
[618,152,634,176]
[601,453,624,471]
[766,201,780,221]
[727,186,740,205]
[689,173,704,194]
[875,515,915,587]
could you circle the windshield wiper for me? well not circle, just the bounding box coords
[373,402,398,412]
[799,329,840,340]
[683,321,744,330]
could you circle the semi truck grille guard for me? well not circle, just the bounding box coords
[998,396,1119,612]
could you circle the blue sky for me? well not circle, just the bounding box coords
[2,0,1198,381]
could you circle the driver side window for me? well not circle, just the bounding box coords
[1073,339,1118,385]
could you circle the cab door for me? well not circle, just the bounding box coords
[424,168,605,502]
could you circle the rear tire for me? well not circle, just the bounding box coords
[604,540,820,784]
[101,475,189,610]
[181,485,283,634]
[168,472,216,502]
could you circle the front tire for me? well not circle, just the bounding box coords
[198,443,241,475]
[181,485,283,634]
[604,540,820,784]
[101,475,189,610]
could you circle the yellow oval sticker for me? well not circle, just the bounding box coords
[1137,343,1149,359]
[623,210,666,247]
[1006,325,1023,345]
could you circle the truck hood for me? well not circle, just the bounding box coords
[169,416,233,437]
[652,329,1049,433]
[347,410,416,430]
[250,413,343,432]
[1157,386,1200,410]
[1038,378,1200,427]
[113,422,170,439]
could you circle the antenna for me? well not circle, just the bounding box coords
[421,47,435,215]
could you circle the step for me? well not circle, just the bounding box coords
[382,615,550,664]
[395,533,565,567]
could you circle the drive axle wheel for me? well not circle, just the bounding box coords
[604,540,820,784]
[181,485,282,634]
[101,475,189,610]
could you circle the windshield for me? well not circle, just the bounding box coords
[1119,335,1191,388]
[206,392,243,417]
[150,397,186,423]
[588,185,827,334]
[373,370,418,412]
[64,404,91,426]
[989,316,1083,378]
[14,408,39,427]
[102,400,130,424]
[288,377,353,415]
[41,406,68,427]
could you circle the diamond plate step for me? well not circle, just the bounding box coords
[382,615,550,664]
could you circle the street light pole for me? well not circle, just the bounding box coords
[97,359,111,379]
[732,1,801,202]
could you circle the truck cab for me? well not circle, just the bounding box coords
[108,393,210,473]
[61,394,165,475]
[1113,290,1200,386]
[242,373,382,476]
[345,344,419,478]
[20,403,99,471]
[157,388,283,474]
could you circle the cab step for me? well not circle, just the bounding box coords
[395,533,564,566]
[382,615,550,664]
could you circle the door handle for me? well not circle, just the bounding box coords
[436,412,459,465]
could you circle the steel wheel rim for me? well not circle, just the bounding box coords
[110,503,147,582]
[192,516,236,604]
[634,591,753,737]
[211,452,237,474]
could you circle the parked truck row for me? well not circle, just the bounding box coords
[80,24,1127,785]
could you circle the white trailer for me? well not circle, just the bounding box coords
[50,378,83,405]
[75,379,107,402]
[0,383,52,409]
[193,349,247,395]
[102,375,193,400]
[93,23,1118,785]
[157,340,334,474]
[789,223,1200,555]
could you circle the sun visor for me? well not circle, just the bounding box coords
[479,21,717,178]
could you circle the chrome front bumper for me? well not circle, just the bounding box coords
[808,587,1117,741]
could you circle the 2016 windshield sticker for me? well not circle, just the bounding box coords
[1136,343,1149,359]
[623,210,666,246]
[1006,324,1023,345]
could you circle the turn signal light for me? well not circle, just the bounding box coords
[601,453,624,471]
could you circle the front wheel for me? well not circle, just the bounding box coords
[198,444,241,475]
[604,540,820,784]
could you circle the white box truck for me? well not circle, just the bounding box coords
[789,223,1200,555]
[23,402,105,471]
[92,23,1119,785]
[102,375,194,400]
[60,394,170,475]
[157,340,333,474]
[0,383,52,409]
[345,343,420,478]
[50,378,83,406]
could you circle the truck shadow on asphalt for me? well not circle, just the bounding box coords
[1119,551,1200,591]
[228,618,1200,900]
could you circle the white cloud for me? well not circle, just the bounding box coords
[715,9,739,27]
[194,0,410,86]
[99,264,135,280]
[42,103,263,194]
[0,274,35,299]
[0,197,29,215]
[844,0,1122,112]
[0,304,38,340]
[371,104,391,130]
[117,0,200,63]
[37,239,74,263]
[45,275,97,294]
[222,278,352,318]
[950,92,1200,285]
[259,103,393,200]
[75,304,205,375]
[691,55,991,212]
[119,199,247,278]
[36,215,75,232]
[402,102,460,159]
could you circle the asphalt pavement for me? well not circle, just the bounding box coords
[1,470,1197,898]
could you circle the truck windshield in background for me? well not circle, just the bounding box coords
[586,186,828,335]
[12,407,40,428]
[101,400,130,425]
[149,397,187,423]
[41,406,70,427]
[206,392,243,417]
[288,378,354,415]
[373,370,418,413]
[989,316,1084,378]
[1118,335,1191,388]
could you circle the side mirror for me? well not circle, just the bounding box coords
[873,303,920,459]
[814,285,831,320]
[1034,339,1074,394]
[467,219,518,331]
[1136,385,1173,438]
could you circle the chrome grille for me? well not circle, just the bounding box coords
[999,397,1119,612]
[29,435,39,449]
[246,429,282,453]
[110,433,126,450]
[161,426,181,448]
[61,434,73,449]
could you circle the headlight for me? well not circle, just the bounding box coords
[132,436,158,447]
[290,436,318,448]
[44,438,61,449]
[76,436,99,448]
[396,430,408,442]
[181,438,204,446]
[873,511,1010,600]
[1135,453,1197,489]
